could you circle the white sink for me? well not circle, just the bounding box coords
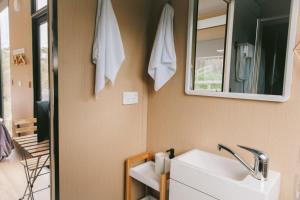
[170,149,280,200]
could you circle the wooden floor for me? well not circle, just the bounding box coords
[0,149,50,200]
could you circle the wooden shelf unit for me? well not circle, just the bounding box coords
[125,152,169,200]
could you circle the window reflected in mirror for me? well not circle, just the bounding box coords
[34,0,48,11]
[194,0,228,92]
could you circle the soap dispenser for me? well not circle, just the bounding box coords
[164,148,175,173]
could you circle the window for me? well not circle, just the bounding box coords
[36,0,47,10]
[39,22,49,101]
[32,0,48,13]
[194,55,224,91]
[32,0,49,114]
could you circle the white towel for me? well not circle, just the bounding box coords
[148,4,176,91]
[236,43,255,82]
[93,0,125,95]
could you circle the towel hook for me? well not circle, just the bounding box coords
[167,0,172,5]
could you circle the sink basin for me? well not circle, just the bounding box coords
[170,149,280,200]
[178,149,249,181]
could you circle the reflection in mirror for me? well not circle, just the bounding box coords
[194,0,228,92]
[35,0,48,11]
[229,0,291,95]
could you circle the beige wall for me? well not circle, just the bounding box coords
[147,0,300,200]
[57,0,151,199]
[57,0,300,199]
[9,0,33,124]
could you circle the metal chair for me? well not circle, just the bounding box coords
[19,155,50,200]
[13,133,50,200]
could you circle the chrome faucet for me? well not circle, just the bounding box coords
[218,144,269,181]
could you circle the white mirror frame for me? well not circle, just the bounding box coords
[185,0,299,102]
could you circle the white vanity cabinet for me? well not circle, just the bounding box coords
[169,179,217,200]
[169,150,280,200]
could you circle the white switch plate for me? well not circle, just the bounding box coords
[123,92,138,105]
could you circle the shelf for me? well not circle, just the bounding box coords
[130,161,160,191]
[126,152,169,200]
[140,195,157,200]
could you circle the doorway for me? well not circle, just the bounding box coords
[0,5,12,134]
[0,0,53,199]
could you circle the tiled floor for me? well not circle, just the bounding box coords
[0,150,50,200]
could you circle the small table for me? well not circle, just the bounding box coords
[13,134,50,200]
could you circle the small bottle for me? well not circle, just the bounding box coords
[164,148,175,173]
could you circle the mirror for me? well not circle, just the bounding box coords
[186,0,299,102]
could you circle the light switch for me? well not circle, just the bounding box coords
[123,92,139,105]
[18,81,22,87]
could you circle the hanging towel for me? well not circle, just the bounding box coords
[92,0,125,95]
[235,43,255,93]
[148,4,176,91]
[236,43,255,82]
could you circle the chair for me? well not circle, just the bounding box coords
[13,134,50,200]
[13,118,50,199]
[19,155,50,200]
[14,118,37,137]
